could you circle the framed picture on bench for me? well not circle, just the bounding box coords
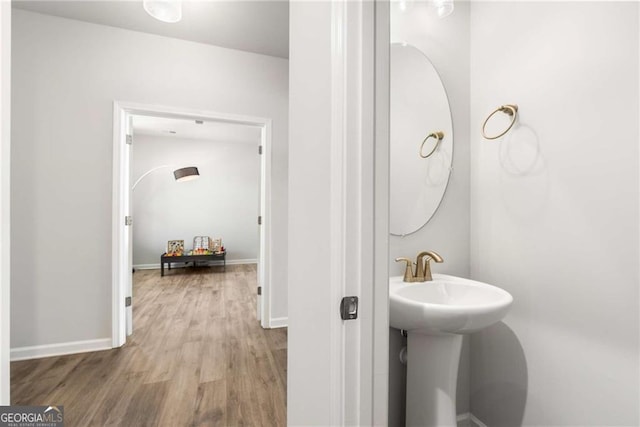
[167,240,184,256]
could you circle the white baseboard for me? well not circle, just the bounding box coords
[133,263,163,270]
[134,258,258,270]
[470,414,489,427]
[11,338,112,361]
[457,413,489,427]
[269,317,288,328]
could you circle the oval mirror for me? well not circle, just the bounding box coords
[390,43,453,236]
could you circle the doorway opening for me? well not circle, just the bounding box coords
[112,102,274,346]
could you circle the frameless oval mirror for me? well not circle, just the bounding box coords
[390,43,453,236]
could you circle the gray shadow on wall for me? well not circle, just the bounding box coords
[498,123,550,224]
[425,143,452,187]
[470,321,528,427]
[388,328,407,427]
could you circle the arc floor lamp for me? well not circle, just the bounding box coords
[129,165,199,274]
[131,165,199,190]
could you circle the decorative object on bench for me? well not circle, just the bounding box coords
[193,236,213,253]
[212,238,223,253]
[191,236,220,255]
[191,236,224,254]
[160,249,226,276]
[189,248,213,255]
[166,240,184,256]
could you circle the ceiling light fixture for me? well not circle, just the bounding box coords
[396,0,416,13]
[143,0,182,24]
[433,0,454,18]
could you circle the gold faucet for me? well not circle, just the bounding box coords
[416,251,443,281]
[395,251,444,282]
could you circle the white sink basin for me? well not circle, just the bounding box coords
[390,274,513,334]
[390,274,513,426]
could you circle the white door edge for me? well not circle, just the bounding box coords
[111,103,128,347]
[125,115,133,337]
[112,102,273,347]
[288,0,389,425]
[0,0,11,405]
[335,1,390,425]
[260,120,273,329]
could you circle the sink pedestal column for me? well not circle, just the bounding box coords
[406,332,463,427]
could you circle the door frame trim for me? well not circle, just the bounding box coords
[336,1,390,424]
[111,101,273,347]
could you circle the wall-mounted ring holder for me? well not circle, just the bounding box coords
[419,131,445,158]
[482,104,518,140]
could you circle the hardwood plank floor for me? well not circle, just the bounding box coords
[11,264,287,426]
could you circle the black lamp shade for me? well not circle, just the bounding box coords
[173,166,200,182]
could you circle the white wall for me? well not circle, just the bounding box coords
[388,2,471,424]
[132,134,259,267]
[288,2,335,424]
[0,1,10,404]
[11,9,288,350]
[470,2,639,425]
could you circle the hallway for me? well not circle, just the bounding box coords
[11,264,287,426]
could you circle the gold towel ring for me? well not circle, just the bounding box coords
[482,104,518,140]
[419,131,444,158]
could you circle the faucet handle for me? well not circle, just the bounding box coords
[415,251,430,281]
[419,251,443,281]
[395,257,415,283]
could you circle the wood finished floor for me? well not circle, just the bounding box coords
[11,264,287,426]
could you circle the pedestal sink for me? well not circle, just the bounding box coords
[389,274,513,427]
